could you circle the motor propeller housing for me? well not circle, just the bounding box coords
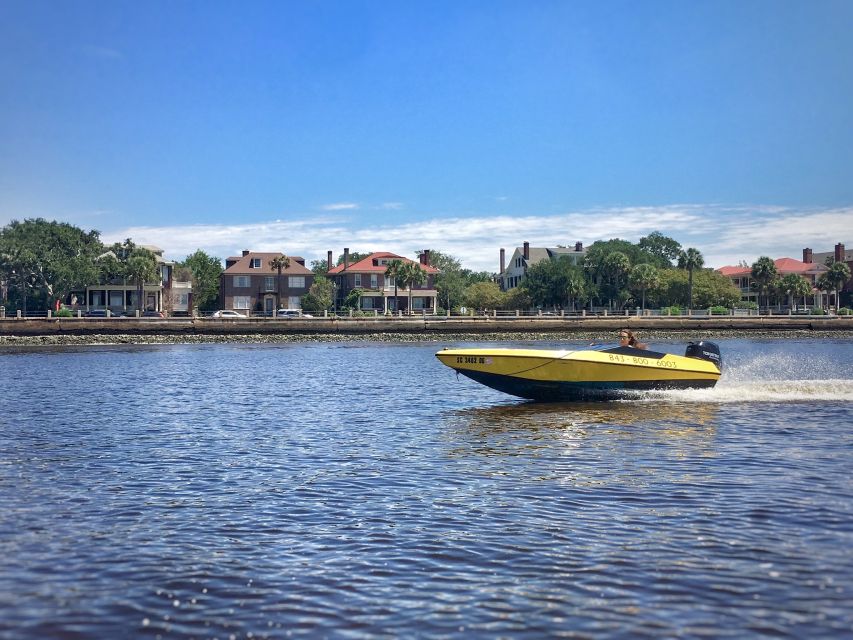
[685,341,722,371]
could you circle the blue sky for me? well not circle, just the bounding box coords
[1,0,851,271]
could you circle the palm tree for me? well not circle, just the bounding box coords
[126,247,159,312]
[678,248,704,310]
[780,273,812,312]
[630,263,659,312]
[398,261,427,314]
[565,271,586,312]
[825,262,851,312]
[603,251,630,310]
[750,256,777,311]
[269,254,291,310]
[383,259,404,313]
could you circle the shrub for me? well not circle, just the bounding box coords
[661,305,682,316]
[735,301,759,310]
[55,308,74,317]
[810,307,826,315]
[710,306,729,315]
[838,307,852,316]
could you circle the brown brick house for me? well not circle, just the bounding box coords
[326,249,439,313]
[220,250,314,315]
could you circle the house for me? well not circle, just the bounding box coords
[326,249,440,313]
[220,250,314,315]
[717,251,829,308]
[499,241,586,291]
[81,245,193,315]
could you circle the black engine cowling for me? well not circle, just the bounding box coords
[685,341,722,371]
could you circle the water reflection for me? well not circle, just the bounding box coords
[441,400,720,460]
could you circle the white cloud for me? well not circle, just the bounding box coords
[102,204,852,272]
[321,203,359,211]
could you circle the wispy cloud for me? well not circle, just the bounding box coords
[321,203,359,211]
[102,204,852,272]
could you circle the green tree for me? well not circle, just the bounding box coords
[398,261,427,313]
[269,255,291,310]
[750,256,777,310]
[678,247,705,309]
[825,262,852,311]
[638,231,683,266]
[503,286,532,311]
[336,251,372,266]
[434,269,466,311]
[630,263,660,311]
[180,249,223,311]
[464,281,505,311]
[310,259,329,276]
[343,287,364,311]
[383,259,405,313]
[603,251,631,310]
[0,218,102,310]
[124,244,160,311]
[301,276,334,313]
[779,273,812,311]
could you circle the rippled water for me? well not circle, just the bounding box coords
[1,338,851,638]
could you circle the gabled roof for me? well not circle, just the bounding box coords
[224,252,312,275]
[327,251,439,274]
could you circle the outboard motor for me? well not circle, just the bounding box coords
[685,341,722,371]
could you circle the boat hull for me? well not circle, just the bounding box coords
[436,346,720,402]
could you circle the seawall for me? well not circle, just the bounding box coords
[1,315,852,338]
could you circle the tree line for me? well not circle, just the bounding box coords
[0,218,223,313]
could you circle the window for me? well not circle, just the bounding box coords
[412,297,425,309]
[288,276,305,288]
[288,296,301,309]
[233,276,250,288]
[354,274,362,287]
[370,274,378,288]
[251,258,261,268]
[387,276,395,289]
[361,297,375,310]
[264,276,275,291]
[233,296,251,309]
[178,293,189,305]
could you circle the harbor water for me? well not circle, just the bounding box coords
[1,338,852,638]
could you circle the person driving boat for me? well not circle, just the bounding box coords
[619,329,647,350]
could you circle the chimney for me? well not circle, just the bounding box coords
[242,249,250,257]
[523,241,530,261]
[327,250,333,271]
[420,249,430,266]
[803,248,813,264]
[344,247,350,270]
[835,243,845,263]
[500,248,505,274]
[575,241,583,252]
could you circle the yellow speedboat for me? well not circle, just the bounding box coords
[436,342,722,401]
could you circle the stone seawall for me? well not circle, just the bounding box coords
[1,315,851,338]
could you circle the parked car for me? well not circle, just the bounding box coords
[275,309,313,318]
[211,310,246,318]
[142,310,165,318]
[85,309,109,318]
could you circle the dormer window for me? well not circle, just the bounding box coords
[251,258,261,268]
